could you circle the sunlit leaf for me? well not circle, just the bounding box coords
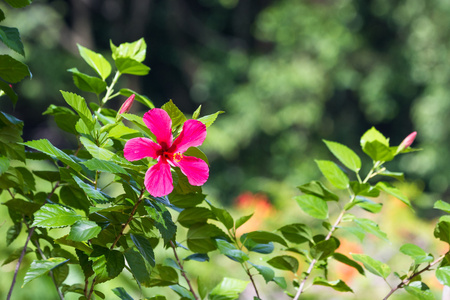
[68,220,102,242]
[216,239,249,263]
[323,140,361,172]
[22,257,68,287]
[295,194,328,219]
[267,255,299,273]
[68,68,107,94]
[77,44,111,80]
[32,204,82,228]
[209,278,249,300]
[313,277,353,292]
[352,254,391,279]
[0,55,31,83]
[315,160,349,189]
[405,281,435,300]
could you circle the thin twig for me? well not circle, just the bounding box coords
[170,241,199,300]
[383,254,447,300]
[243,263,261,299]
[7,226,35,300]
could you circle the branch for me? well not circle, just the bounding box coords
[243,263,261,299]
[170,241,199,300]
[383,254,447,300]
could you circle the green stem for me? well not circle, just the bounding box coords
[97,71,121,115]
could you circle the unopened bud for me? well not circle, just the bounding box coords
[119,94,135,114]
[398,131,417,152]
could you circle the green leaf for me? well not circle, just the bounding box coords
[332,253,365,275]
[121,113,154,138]
[162,100,187,129]
[298,180,339,201]
[313,277,353,292]
[216,239,249,263]
[400,244,433,265]
[77,44,111,80]
[434,221,450,244]
[375,182,411,207]
[349,181,380,197]
[81,158,127,174]
[6,223,22,246]
[148,265,178,287]
[362,141,395,162]
[124,249,151,287]
[3,198,41,216]
[361,127,389,147]
[2,247,33,266]
[115,58,150,75]
[351,254,391,279]
[0,26,24,56]
[184,147,209,166]
[68,68,107,94]
[170,285,195,300]
[144,200,177,244]
[130,233,156,267]
[60,91,95,130]
[111,38,147,62]
[434,200,450,214]
[68,220,102,242]
[235,213,254,229]
[323,140,361,172]
[0,112,24,161]
[315,160,349,189]
[72,175,112,204]
[208,202,234,229]
[4,0,32,8]
[267,255,299,273]
[119,88,154,108]
[241,237,274,254]
[198,111,224,128]
[24,139,82,171]
[311,238,339,260]
[0,155,10,175]
[242,231,288,247]
[0,55,31,83]
[112,287,134,300]
[32,204,82,228]
[278,223,313,244]
[436,266,450,286]
[59,185,90,213]
[405,281,435,300]
[0,80,18,105]
[354,218,389,242]
[23,257,68,287]
[91,249,125,283]
[79,137,117,161]
[353,197,383,213]
[209,278,249,300]
[249,262,275,283]
[187,223,227,253]
[295,194,328,219]
[169,192,205,208]
[177,207,215,227]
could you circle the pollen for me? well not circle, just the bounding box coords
[173,153,183,162]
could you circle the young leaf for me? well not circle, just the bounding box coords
[332,253,365,275]
[130,233,156,267]
[235,213,254,229]
[24,139,81,171]
[311,238,339,260]
[375,182,411,207]
[77,44,111,80]
[353,218,389,242]
[278,223,313,244]
[350,181,380,197]
[351,254,391,279]
[0,55,31,83]
[295,194,328,219]
[81,158,127,175]
[60,91,95,130]
[434,200,450,214]
[297,180,339,201]
[313,277,353,293]
[68,220,102,242]
[434,221,450,244]
[323,140,361,172]
[111,38,147,62]
[114,58,150,75]
[209,278,249,300]
[267,255,299,273]
[400,243,433,265]
[353,197,383,213]
[404,281,435,300]
[161,100,187,129]
[315,160,349,190]
[0,26,24,56]
[79,137,116,161]
[22,257,69,287]
[436,266,450,286]
[67,68,107,94]
[32,204,82,228]
[119,88,154,108]
[360,127,389,148]
[197,111,225,128]
[216,239,249,263]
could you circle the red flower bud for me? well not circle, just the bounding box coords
[119,94,135,114]
[399,131,417,151]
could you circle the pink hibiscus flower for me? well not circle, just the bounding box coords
[124,108,209,197]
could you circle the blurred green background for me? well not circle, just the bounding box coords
[1,0,449,299]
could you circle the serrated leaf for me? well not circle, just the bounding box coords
[434,221,450,244]
[148,265,178,287]
[313,277,353,292]
[4,0,32,8]
[77,44,111,80]
[216,239,249,263]
[353,197,383,213]
[436,266,450,286]
[332,253,365,275]
[130,234,156,267]
[119,88,154,108]
[208,202,233,229]
[315,160,349,189]
[72,175,112,204]
[323,140,361,172]
[298,180,339,201]
[360,127,389,147]
[434,200,450,214]
[267,255,299,273]
[241,231,287,247]
[209,278,249,300]
[351,254,391,279]
[81,158,127,174]
[115,58,150,75]
[60,91,95,130]
[375,182,411,207]
[278,223,313,244]
[111,38,147,62]
[91,249,125,283]
[177,207,214,227]
[124,249,151,287]
[0,25,24,56]
[235,213,254,229]
[197,111,224,128]
[68,68,107,94]
[400,243,433,265]
[0,54,31,83]
[32,204,82,228]
[405,281,435,300]
[68,220,102,242]
[80,136,115,161]
[295,194,328,219]
[249,262,275,283]
[354,218,389,242]
[112,287,134,300]
[161,100,187,129]
[22,257,69,287]
[0,155,10,175]
[311,238,339,260]
[349,182,380,197]
[24,139,82,171]
[187,223,226,253]
[362,140,395,162]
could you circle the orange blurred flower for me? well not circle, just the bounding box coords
[234,191,275,236]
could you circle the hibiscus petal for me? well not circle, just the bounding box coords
[124,137,161,161]
[170,120,206,153]
[172,155,209,186]
[143,108,173,148]
[145,160,173,197]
